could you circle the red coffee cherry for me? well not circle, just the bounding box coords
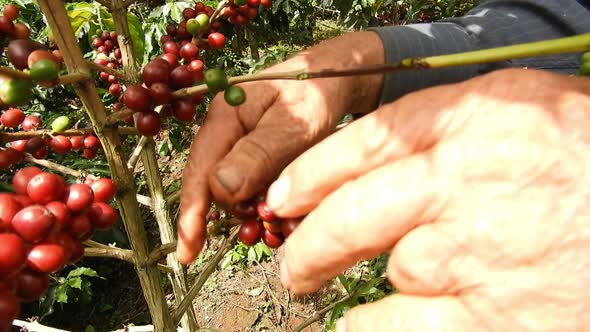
[239,219,263,246]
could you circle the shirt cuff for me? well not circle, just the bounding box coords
[368,23,483,105]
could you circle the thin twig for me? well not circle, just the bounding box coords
[84,239,113,249]
[290,291,356,332]
[24,153,84,177]
[86,60,128,81]
[106,107,134,125]
[84,246,135,263]
[0,65,32,80]
[58,72,91,84]
[171,228,239,324]
[127,135,148,171]
[0,65,90,84]
[136,194,152,207]
[209,0,227,25]
[147,242,177,265]
[0,127,138,143]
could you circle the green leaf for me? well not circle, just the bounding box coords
[67,267,102,279]
[338,274,350,294]
[85,325,95,332]
[54,285,69,303]
[247,286,264,297]
[66,277,83,289]
[247,246,258,262]
[66,2,95,37]
[157,139,170,156]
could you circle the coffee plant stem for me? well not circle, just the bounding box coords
[0,65,30,80]
[171,228,240,324]
[106,107,134,125]
[209,0,228,26]
[38,1,175,330]
[58,72,92,84]
[0,127,139,143]
[12,319,70,332]
[86,60,128,82]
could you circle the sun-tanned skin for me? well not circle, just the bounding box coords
[177,29,590,332]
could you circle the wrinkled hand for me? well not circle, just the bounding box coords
[266,69,590,331]
[176,32,385,264]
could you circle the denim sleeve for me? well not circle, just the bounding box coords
[369,0,590,105]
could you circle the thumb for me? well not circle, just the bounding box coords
[337,294,478,332]
[209,112,328,206]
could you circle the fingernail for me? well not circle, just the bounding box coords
[280,261,291,288]
[267,177,291,211]
[335,319,347,332]
[216,165,244,194]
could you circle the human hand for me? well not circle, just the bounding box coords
[266,69,590,331]
[176,31,385,264]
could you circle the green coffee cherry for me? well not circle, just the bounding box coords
[224,86,246,106]
[581,52,590,64]
[0,79,33,106]
[51,115,71,133]
[186,18,201,36]
[195,13,209,28]
[30,59,59,82]
[204,68,229,93]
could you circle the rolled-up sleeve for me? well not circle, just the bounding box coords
[369,0,590,105]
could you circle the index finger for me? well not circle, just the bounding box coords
[176,99,246,264]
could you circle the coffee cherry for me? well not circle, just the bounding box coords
[27,172,66,204]
[207,32,225,49]
[172,99,196,122]
[263,221,281,233]
[83,135,100,149]
[32,146,48,160]
[187,59,205,73]
[280,218,302,238]
[89,178,116,202]
[0,291,20,330]
[45,201,71,231]
[70,136,84,150]
[3,4,19,21]
[209,210,220,220]
[224,85,246,106]
[0,194,21,231]
[49,135,72,154]
[247,0,260,6]
[0,17,14,35]
[183,7,197,19]
[163,41,179,56]
[261,0,272,8]
[15,269,49,302]
[262,229,283,248]
[166,24,176,36]
[49,232,76,262]
[0,148,21,168]
[10,140,26,153]
[108,83,121,96]
[256,201,276,222]
[149,82,172,105]
[179,42,199,62]
[21,115,41,131]
[67,214,93,240]
[159,53,179,69]
[0,234,26,277]
[204,68,228,93]
[12,195,33,208]
[142,58,171,86]
[24,137,45,153]
[232,199,258,218]
[137,111,161,137]
[69,240,84,264]
[26,243,67,273]
[64,184,94,212]
[12,167,42,195]
[170,65,196,89]
[239,219,263,246]
[123,85,152,112]
[0,108,24,128]
[12,205,55,243]
[88,202,117,229]
[186,18,201,36]
[83,148,98,160]
[51,115,70,133]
